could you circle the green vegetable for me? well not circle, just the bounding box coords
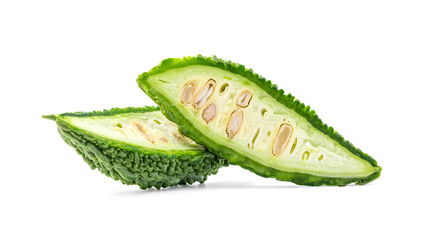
[43,107,228,189]
[137,55,381,186]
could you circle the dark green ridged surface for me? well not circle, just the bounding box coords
[137,55,381,186]
[44,107,228,190]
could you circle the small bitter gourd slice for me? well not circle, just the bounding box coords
[137,55,382,186]
[43,107,228,190]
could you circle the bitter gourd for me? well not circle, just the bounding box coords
[137,55,382,186]
[43,107,228,190]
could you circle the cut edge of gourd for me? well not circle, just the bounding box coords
[137,55,382,186]
[43,106,230,190]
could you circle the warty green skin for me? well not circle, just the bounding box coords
[43,107,229,190]
[137,55,382,186]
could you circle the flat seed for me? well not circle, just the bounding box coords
[172,131,198,146]
[172,132,184,142]
[180,80,198,105]
[236,90,253,108]
[193,79,216,109]
[132,122,155,143]
[226,109,244,139]
[202,103,216,123]
[272,123,294,156]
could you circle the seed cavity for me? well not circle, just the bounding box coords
[226,109,244,139]
[289,137,298,155]
[302,151,311,161]
[193,79,216,109]
[236,90,253,108]
[272,123,294,156]
[248,128,260,149]
[318,154,324,161]
[260,108,268,118]
[219,83,229,95]
[202,103,216,123]
[132,122,155,143]
[180,80,198,105]
[153,119,161,125]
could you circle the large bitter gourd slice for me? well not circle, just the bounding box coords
[137,55,382,186]
[43,107,228,189]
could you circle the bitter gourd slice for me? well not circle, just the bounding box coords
[137,55,382,186]
[43,107,228,190]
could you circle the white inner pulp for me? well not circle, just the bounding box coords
[147,65,377,178]
[62,111,202,151]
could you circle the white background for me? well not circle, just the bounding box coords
[1,0,426,239]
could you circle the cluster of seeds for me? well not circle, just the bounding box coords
[122,120,190,146]
[180,78,297,158]
[180,78,218,123]
[222,89,253,139]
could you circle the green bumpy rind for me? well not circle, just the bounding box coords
[137,55,382,186]
[43,107,229,190]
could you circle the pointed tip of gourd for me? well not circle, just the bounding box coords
[42,114,56,121]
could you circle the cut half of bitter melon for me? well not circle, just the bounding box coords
[137,56,381,186]
[43,107,228,190]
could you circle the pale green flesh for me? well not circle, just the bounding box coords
[61,111,202,151]
[147,65,376,178]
